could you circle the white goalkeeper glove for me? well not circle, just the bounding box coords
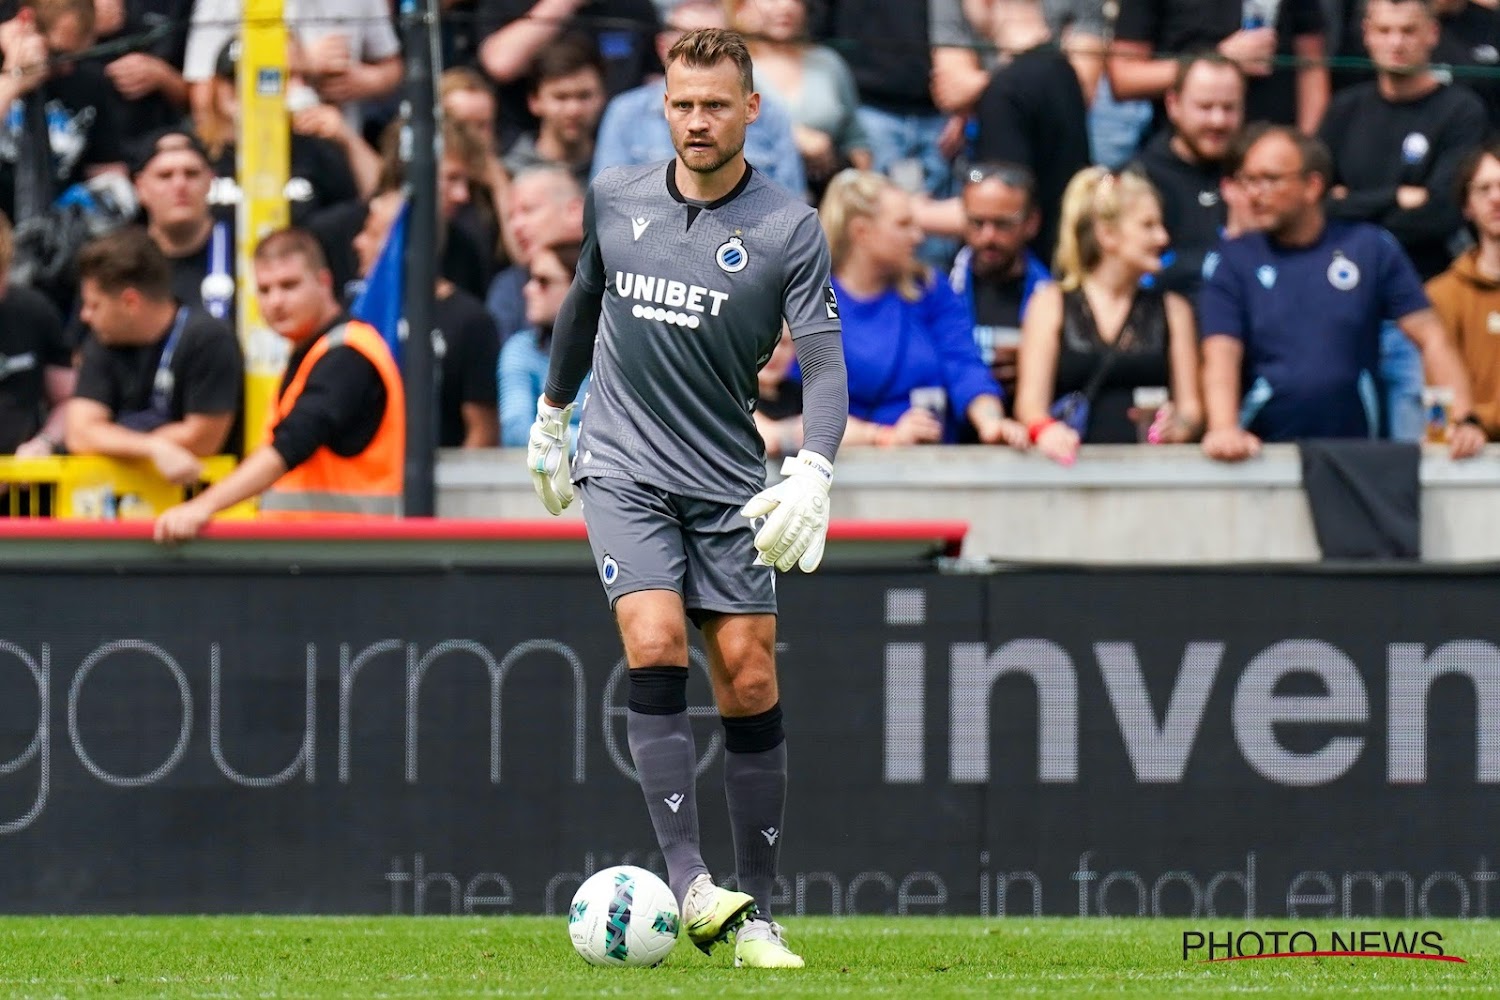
[527,396,576,515]
[740,450,834,573]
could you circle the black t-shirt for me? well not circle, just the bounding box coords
[974,44,1090,262]
[969,270,1025,406]
[74,305,244,453]
[432,286,499,447]
[757,377,802,422]
[1114,0,1325,127]
[1131,130,1227,296]
[816,0,934,113]
[0,60,127,220]
[88,0,193,142]
[211,134,361,229]
[1437,1,1500,127]
[474,0,660,149]
[0,284,69,452]
[1320,81,1486,281]
[972,274,1025,328]
[270,318,387,469]
[162,220,239,318]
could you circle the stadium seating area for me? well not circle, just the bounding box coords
[3,0,1499,489]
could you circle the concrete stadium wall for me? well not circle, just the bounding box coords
[437,444,1500,564]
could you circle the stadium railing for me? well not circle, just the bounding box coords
[0,455,255,520]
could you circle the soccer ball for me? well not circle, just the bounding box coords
[567,866,681,967]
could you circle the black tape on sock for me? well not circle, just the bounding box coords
[628,665,690,715]
[722,702,785,753]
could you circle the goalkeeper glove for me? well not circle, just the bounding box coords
[527,397,576,515]
[740,450,833,573]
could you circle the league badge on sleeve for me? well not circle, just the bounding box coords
[824,285,839,319]
[716,235,749,273]
[1327,252,1360,292]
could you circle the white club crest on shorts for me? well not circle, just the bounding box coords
[1327,252,1360,291]
[716,235,749,273]
[602,555,619,585]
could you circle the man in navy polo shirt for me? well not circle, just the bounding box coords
[1198,125,1485,461]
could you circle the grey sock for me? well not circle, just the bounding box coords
[724,741,787,920]
[627,708,708,905]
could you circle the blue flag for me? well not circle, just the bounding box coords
[350,197,409,367]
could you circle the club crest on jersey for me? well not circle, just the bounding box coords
[1402,132,1430,164]
[1257,265,1277,289]
[716,235,749,273]
[1327,252,1360,291]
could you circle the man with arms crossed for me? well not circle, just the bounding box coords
[527,27,848,969]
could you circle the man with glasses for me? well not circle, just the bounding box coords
[1198,126,1484,462]
[948,163,1050,401]
[591,0,804,197]
[1131,53,1245,297]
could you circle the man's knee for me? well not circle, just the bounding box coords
[625,621,688,666]
[617,592,689,666]
[727,667,777,713]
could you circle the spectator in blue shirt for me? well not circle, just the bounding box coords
[498,239,588,447]
[590,0,807,197]
[1199,125,1485,461]
[820,169,1029,448]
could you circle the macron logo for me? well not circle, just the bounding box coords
[761,827,779,846]
[664,793,685,813]
[632,217,651,241]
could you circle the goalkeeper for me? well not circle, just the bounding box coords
[527,26,847,971]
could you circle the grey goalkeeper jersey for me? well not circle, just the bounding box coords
[571,161,842,504]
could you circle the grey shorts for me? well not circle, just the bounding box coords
[577,474,777,623]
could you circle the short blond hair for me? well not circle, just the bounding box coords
[666,26,754,93]
[440,66,491,101]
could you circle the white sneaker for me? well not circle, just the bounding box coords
[734,918,804,968]
[681,873,757,955]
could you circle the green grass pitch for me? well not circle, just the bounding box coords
[0,916,1496,998]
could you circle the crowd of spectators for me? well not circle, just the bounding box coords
[3,0,1500,485]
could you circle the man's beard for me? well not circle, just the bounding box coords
[972,250,1020,282]
[677,135,745,174]
[1178,129,1228,166]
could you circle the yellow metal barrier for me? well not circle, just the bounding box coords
[0,456,256,520]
